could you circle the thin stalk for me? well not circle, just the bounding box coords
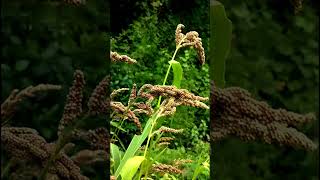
[142,108,164,179]
[156,37,186,107]
[143,98,174,178]
[1,158,13,179]
[111,101,133,141]
[143,110,162,157]
[112,132,126,150]
[111,117,125,142]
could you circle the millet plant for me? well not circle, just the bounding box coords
[110,24,210,180]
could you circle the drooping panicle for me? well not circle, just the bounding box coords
[110,51,137,64]
[1,84,61,124]
[110,101,142,131]
[1,127,88,179]
[128,83,137,104]
[174,24,206,65]
[153,126,184,134]
[152,163,183,174]
[138,84,209,111]
[211,81,317,151]
[175,24,185,46]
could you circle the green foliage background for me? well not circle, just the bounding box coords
[212,0,319,179]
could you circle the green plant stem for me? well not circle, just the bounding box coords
[143,110,162,157]
[111,117,125,142]
[156,38,185,107]
[112,132,126,150]
[142,107,165,179]
[143,98,175,178]
[1,158,13,179]
[111,102,133,142]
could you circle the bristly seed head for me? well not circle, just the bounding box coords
[138,84,209,114]
[211,82,317,151]
[110,51,137,64]
[152,163,183,174]
[88,75,110,115]
[58,70,85,136]
[175,24,205,65]
[153,126,184,135]
[1,84,61,124]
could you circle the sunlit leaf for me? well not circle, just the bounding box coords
[120,156,145,180]
[111,143,123,172]
[169,60,183,88]
[115,111,160,177]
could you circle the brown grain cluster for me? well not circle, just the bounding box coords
[1,70,111,179]
[58,70,85,136]
[1,84,61,125]
[173,159,193,167]
[152,163,183,174]
[151,159,193,176]
[1,127,88,180]
[110,51,137,64]
[211,81,317,151]
[175,24,205,65]
[87,75,110,115]
[156,137,175,147]
[153,126,184,135]
[110,84,150,132]
[138,84,209,113]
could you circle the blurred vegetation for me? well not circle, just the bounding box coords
[1,0,109,139]
[212,0,319,179]
[1,0,109,179]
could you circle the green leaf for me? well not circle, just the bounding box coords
[115,111,161,177]
[169,174,177,180]
[15,60,29,72]
[169,60,183,88]
[111,143,123,172]
[210,0,232,87]
[120,156,145,180]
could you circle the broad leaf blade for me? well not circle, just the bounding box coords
[169,60,183,88]
[115,111,159,177]
[111,143,122,172]
[120,156,145,180]
[210,0,232,87]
